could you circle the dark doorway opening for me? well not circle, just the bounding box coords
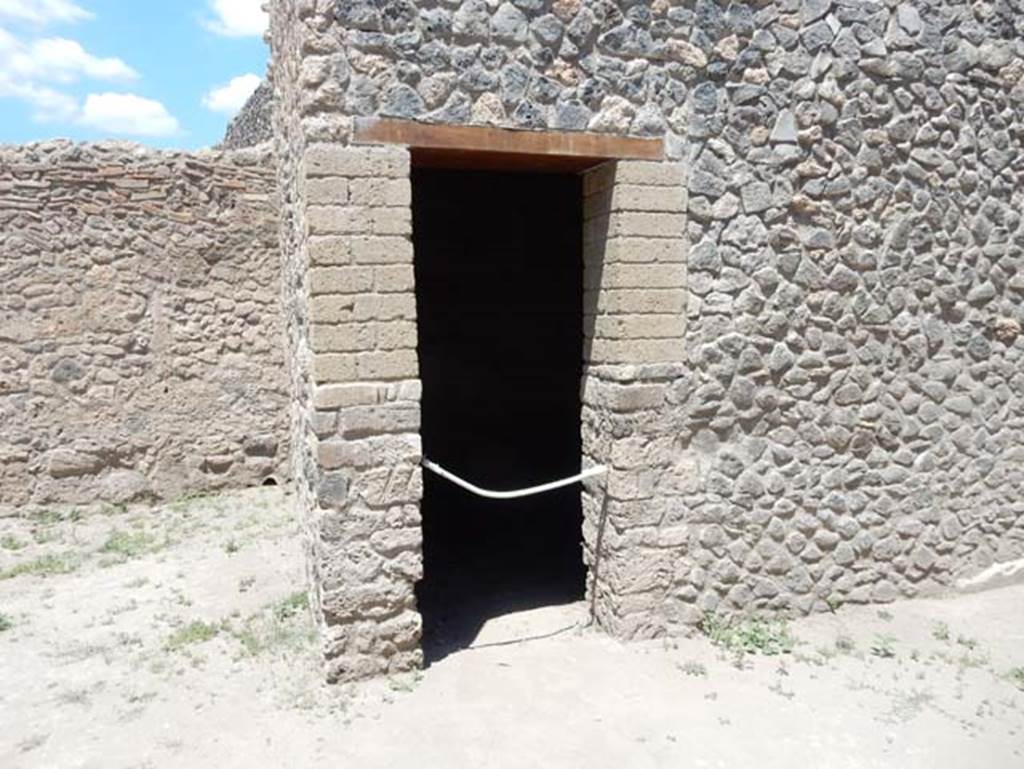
[412,168,585,664]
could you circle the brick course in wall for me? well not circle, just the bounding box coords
[0,141,289,508]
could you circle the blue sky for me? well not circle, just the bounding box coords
[0,0,269,149]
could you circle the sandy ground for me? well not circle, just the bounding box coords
[1,487,1022,769]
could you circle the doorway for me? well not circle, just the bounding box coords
[412,167,585,663]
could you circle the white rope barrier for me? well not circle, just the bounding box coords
[422,458,607,500]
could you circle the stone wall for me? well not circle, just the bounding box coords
[269,0,1024,677]
[666,0,1024,628]
[0,141,289,508]
[222,81,276,149]
[270,0,692,157]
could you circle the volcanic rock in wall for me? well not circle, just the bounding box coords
[220,80,273,149]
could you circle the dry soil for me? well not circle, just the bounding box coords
[1,487,1022,768]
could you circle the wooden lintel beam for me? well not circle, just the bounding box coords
[352,117,664,161]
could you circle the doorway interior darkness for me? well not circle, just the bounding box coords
[412,167,585,664]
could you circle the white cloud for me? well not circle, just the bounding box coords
[79,92,180,136]
[204,0,267,37]
[6,36,137,83]
[202,72,260,114]
[0,0,92,25]
[0,25,141,125]
[0,75,77,120]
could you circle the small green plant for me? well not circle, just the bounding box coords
[825,596,842,613]
[169,490,213,514]
[1008,667,1024,691]
[0,535,25,551]
[0,612,13,632]
[932,622,950,641]
[228,592,313,657]
[238,576,256,593]
[0,553,79,580]
[699,613,796,657]
[273,591,308,621]
[31,508,80,526]
[956,635,978,651]
[100,529,156,561]
[31,527,59,545]
[57,688,91,706]
[876,609,894,622]
[165,621,219,651]
[870,634,897,659]
[224,539,240,555]
[835,634,856,654]
[679,660,708,677]
[388,671,424,693]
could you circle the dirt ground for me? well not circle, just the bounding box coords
[1,487,1022,769]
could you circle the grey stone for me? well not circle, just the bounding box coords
[770,109,798,143]
[380,83,425,117]
[317,471,349,507]
[530,14,564,47]
[801,0,831,25]
[801,20,835,52]
[500,62,531,104]
[897,4,922,36]
[631,104,665,136]
[692,82,718,114]
[99,469,150,504]
[689,170,726,198]
[452,0,488,37]
[511,100,545,128]
[553,101,591,130]
[419,7,451,37]
[740,182,772,214]
[491,3,529,44]
[335,0,381,31]
[50,357,84,383]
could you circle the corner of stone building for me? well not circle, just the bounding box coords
[285,138,425,681]
[579,156,697,640]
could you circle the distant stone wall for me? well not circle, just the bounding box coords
[0,141,289,508]
[222,81,275,149]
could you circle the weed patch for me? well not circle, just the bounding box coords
[0,612,13,632]
[31,508,81,526]
[169,491,214,514]
[1008,667,1024,691]
[0,553,79,580]
[228,592,312,657]
[273,591,308,621]
[165,621,220,651]
[1,534,26,551]
[699,613,796,657]
[100,529,159,562]
[870,634,897,658]
[679,660,708,677]
[835,634,856,654]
